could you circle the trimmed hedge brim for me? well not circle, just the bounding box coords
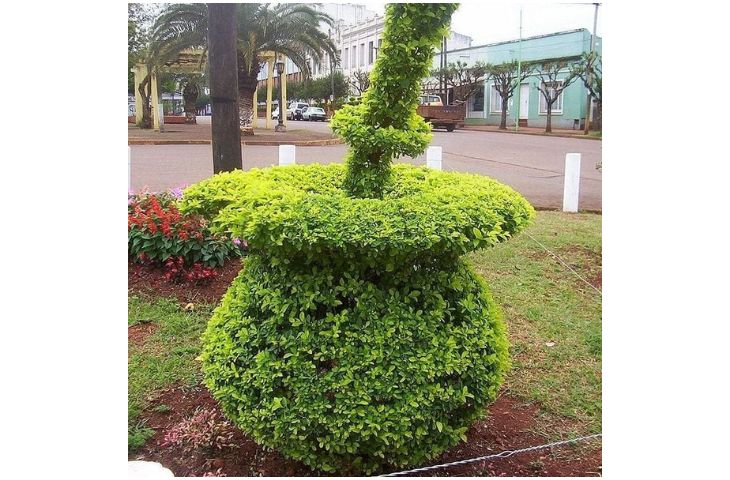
[180,164,535,260]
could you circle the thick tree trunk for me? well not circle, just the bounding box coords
[183,84,199,124]
[238,87,255,135]
[208,3,241,173]
[499,96,509,129]
[237,61,260,136]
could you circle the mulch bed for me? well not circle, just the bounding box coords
[129,385,601,477]
[128,261,602,476]
[128,259,244,305]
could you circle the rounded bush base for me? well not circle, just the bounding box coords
[200,254,509,473]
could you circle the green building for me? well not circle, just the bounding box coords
[435,29,602,129]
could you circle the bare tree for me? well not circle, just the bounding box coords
[486,61,534,129]
[431,60,488,104]
[535,59,580,133]
[574,51,602,131]
[349,70,371,96]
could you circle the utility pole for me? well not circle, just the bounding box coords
[440,36,445,102]
[443,36,448,104]
[207,3,241,173]
[584,3,599,134]
[514,8,522,131]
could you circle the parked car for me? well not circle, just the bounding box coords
[287,102,309,120]
[302,106,326,121]
[272,107,280,119]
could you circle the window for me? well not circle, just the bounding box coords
[472,86,484,112]
[352,46,357,69]
[539,80,564,114]
[344,48,348,69]
[360,43,365,66]
[368,41,374,64]
[490,84,509,113]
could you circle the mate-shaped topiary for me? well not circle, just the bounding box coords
[182,3,535,474]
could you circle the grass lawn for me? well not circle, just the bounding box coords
[468,211,602,437]
[128,210,601,450]
[128,298,214,450]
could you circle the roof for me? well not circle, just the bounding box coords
[445,29,593,55]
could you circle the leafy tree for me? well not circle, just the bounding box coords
[149,3,338,136]
[536,59,580,133]
[348,70,371,96]
[574,51,602,131]
[430,60,488,104]
[485,61,534,130]
[128,3,151,93]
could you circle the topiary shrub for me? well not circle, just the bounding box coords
[181,3,536,474]
[182,164,534,473]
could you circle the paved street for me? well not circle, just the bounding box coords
[130,123,602,211]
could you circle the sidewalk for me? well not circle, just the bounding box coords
[128,120,342,146]
[461,124,602,140]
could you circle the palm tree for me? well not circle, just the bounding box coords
[149,3,338,135]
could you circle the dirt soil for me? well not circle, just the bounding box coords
[129,385,601,477]
[128,259,244,305]
[128,322,159,350]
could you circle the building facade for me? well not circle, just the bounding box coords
[258,4,472,95]
[437,29,601,129]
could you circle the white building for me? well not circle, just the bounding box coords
[259,3,472,93]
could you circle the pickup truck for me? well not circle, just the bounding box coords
[416,103,465,132]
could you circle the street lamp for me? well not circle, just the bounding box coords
[275,59,286,132]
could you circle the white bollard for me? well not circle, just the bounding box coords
[426,146,442,170]
[279,144,296,166]
[562,153,581,213]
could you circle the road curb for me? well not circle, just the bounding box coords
[128,138,344,147]
[461,127,602,141]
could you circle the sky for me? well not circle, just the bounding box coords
[361,1,603,46]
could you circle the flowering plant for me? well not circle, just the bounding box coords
[162,407,237,454]
[128,190,244,283]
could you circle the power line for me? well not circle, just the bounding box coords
[380,433,602,476]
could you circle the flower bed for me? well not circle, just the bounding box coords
[128,190,245,284]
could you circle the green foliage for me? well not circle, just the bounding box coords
[201,253,508,473]
[331,3,459,198]
[128,420,155,453]
[180,164,534,265]
[182,163,534,473]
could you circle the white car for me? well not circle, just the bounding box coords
[302,106,326,121]
[272,107,280,119]
[287,102,309,120]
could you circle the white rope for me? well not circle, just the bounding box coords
[380,433,602,476]
[525,231,603,296]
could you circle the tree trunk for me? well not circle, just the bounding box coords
[593,99,602,131]
[182,83,199,124]
[137,75,152,129]
[545,102,553,133]
[208,3,241,173]
[237,62,260,136]
[499,95,509,129]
